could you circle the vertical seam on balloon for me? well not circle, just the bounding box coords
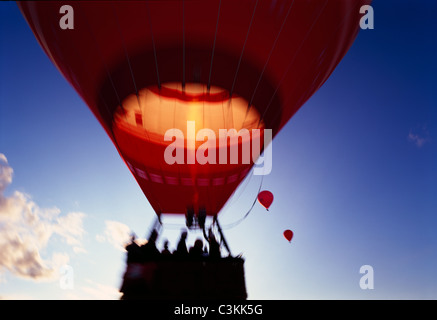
[77,3,128,138]
[111,2,138,96]
[110,2,156,150]
[222,96,226,129]
[182,0,186,90]
[79,3,122,110]
[173,91,182,192]
[208,0,222,92]
[112,2,159,161]
[50,10,115,136]
[79,3,164,214]
[262,0,359,129]
[242,0,295,131]
[258,0,329,128]
[145,2,161,90]
[230,0,259,97]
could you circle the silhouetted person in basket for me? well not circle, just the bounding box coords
[140,229,160,261]
[175,230,188,257]
[125,233,142,263]
[161,239,171,256]
[207,228,221,259]
[189,238,204,258]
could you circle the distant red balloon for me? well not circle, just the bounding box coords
[283,230,294,242]
[257,190,274,211]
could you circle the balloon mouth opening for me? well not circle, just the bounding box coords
[112,82,265,146]
[110,82,267,215]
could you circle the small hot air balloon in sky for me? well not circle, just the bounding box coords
[283,229,294,242]
[257,190,274,211]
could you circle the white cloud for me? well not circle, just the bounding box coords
[0,154,13,193]
[73,246,87,254]
[96,220,132,251]
[0,154,86,281]
[61,279,122,300]
[80,279,122,300]
[408,126,430,148]
[96,220,148,252]
[0,293,35,300]
[408,131,426,148]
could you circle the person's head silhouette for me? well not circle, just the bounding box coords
[149,229,158,242]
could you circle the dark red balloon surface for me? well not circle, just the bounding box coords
[18,0,370,216]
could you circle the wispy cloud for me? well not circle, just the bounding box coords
[408,132,426,148]
[0,281,122,300]
[96,220,146,251]
[408,126,430,148]
[62,279,122,300]
[96,220,132,251]
[0,154,86,281]
[80,279,122,300]
[0,293,35,300]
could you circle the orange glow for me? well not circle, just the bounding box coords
[113,82,264,146]
[111,82,265,214]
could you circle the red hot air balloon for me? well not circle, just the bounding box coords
[18,0,371,219]
[257,190,274,211]
[284,229,294,242]
[18,0,371,301]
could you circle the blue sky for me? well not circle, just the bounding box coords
[1,1,436,299]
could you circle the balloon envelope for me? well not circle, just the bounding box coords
[18,0,370,216]
[257,190,274,210]
[283,230,294,242]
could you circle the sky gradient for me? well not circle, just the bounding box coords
[1,1,436,299]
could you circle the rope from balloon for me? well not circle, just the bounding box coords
[220,165,265,230]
